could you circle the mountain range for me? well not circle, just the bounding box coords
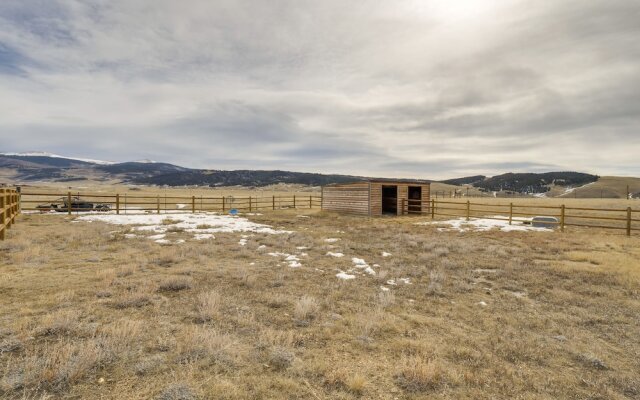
[1,152,631,197]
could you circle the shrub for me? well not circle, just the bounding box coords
[346,374,367,394]
[195,291,221,322]
[395,357,446,392]
[35,310,80,337]
[293,296,320,324]
[158,277,193,292]
[377,291,395,308]
[111,293,151,309]
[427,270,446,295]
[156,383,198,400]
[268,346,295,370]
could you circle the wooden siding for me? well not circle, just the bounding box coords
[369,183,382,216]
[321,183,370,215]
[422,184,431,213]
[397,185,408,216]
[322,181,431,217]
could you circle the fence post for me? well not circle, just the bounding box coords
[116,194,120,215]
[561,205,565,232]
[67,192,72,216]
[431,199,435,219]
[192,195,196,213]
[509,203,513,225]
[157,196,160,214]
[249,196,252,212]
[466,200,470,221]
[628,207,632,237]
[273,195,275,211]
[293,195,296,209]
[0,189,5,240]
[309,195,312,209]
[8,190,12,227]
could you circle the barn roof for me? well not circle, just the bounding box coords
[325,178,431,186]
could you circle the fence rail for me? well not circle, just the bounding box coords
[20,192,322,214]
[402,199,639,236]
[1,189,20,240]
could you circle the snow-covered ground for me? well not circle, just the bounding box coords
[75,212,410,289]
[418,216,551,232]
[76,212,291,235]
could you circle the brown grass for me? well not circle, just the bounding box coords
[1,208,639,399]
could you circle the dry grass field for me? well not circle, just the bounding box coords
[1,207,639,399]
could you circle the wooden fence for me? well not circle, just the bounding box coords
[19,192,322,214]
[0,189,20,240]
[402,199,640,236]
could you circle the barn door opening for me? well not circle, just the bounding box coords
[382,185,398,215]
[408,186,422,214]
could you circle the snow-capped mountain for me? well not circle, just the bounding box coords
[0,151,115,165]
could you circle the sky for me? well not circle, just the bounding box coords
[1,0,639,179]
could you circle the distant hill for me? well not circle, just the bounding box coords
[473,172,599,194]
[95,162,190,179]
[3,153,633,197]
[554,176,640,199]
[134,169,361,187]
[439,172,611,196]
[0,153,365,187]
[441,175,486,186]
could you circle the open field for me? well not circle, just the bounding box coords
[1,208,639,399]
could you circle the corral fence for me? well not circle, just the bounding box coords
[432,190,530,199]
[402,199,639,237]
[19,191,322,214]
[0,189,20,240]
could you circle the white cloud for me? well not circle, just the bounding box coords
[1,0,639,178]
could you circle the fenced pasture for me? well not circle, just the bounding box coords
[12,189,640,237]
[403,198,640,236]
[1,206,639,399]
[0,189,20,240]
[20,191,322,214]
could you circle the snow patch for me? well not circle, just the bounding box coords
[326,252,344,258]
[77,213,290,234]
[418,216,551,232]
[193,233,215,240]
[336,271,356,280]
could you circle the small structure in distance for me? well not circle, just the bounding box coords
[321,179,431,216]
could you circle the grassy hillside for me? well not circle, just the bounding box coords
[556,176,640,199]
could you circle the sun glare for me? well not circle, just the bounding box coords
[410,0,502,23]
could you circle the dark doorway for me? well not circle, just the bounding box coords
[382,185,398,214]
[408,186,422,214]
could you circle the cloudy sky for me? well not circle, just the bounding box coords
[1,0,639,179]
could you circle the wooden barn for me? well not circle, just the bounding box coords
[321,180,431,216]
